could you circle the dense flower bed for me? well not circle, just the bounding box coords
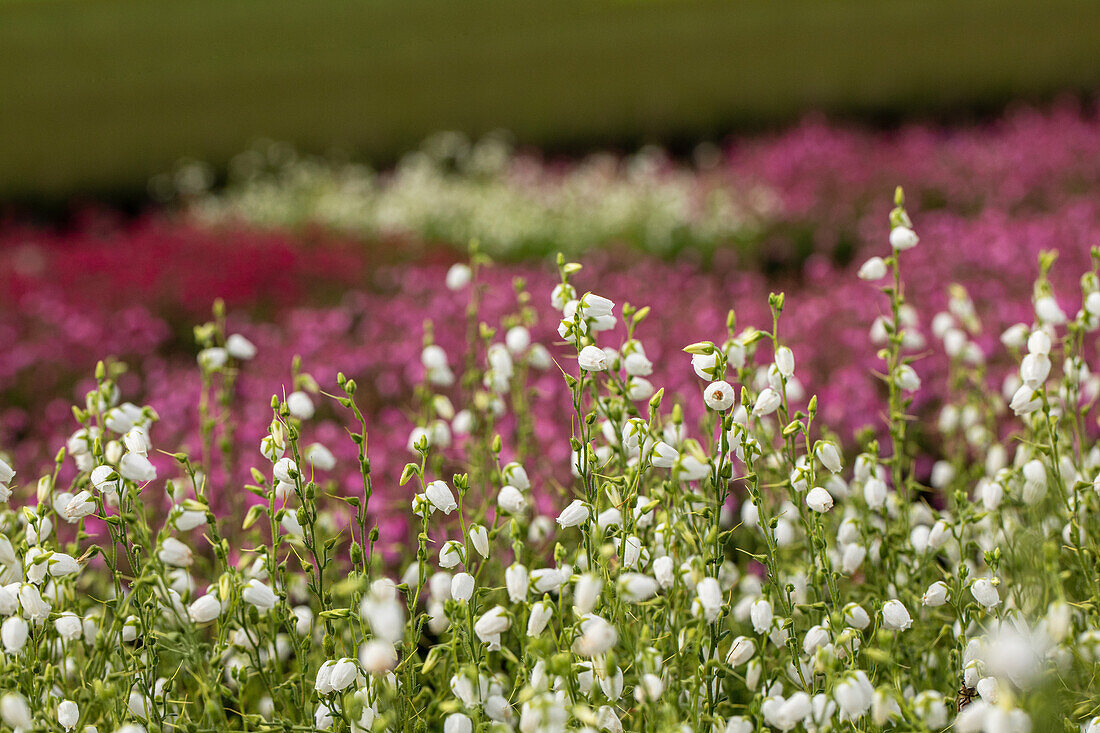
[1,191,1100,731]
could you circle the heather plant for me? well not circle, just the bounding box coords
[3,190,1100,733]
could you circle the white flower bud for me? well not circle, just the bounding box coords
[881,599,912,630]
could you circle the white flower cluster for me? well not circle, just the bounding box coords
[181,133,780,258]
[1,192,1100,732]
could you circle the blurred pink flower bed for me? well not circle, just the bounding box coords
[2,102,1098,539]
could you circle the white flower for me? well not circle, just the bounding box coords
[889,226,919,250]
[922,581,949,607]
[242,580,278,611]
[750,598,773,634]
[47,552,80,578]
[527,602,553,637]
[654,556,675,588]
[505,326,531,354]
[474,606,511,647]
[619,573,658,603]
[468,524,489,558]
[834,671,874,718]
[90,465,119,493]
[573,573,603,614]
[624,351,653,376]
[726,636,755,666]
[805,487,833,513]
[273,457,298,483]
[774,346,795,378]
[970,578,1000,608]
[0,693,32,730]
[894,365,921,392]
[556,499,590,529]
[1020,353,1051,387]
[752,388,781,417]
[578,345,608,372]
[198,346,229,370]
[1035,295,1067,325]
[1027,329,1052,355]
[58,699,78,730]
[424,480,458,515]
[863,477,887,509]
[497,485,527,514]
[703,380,736,411]
[691,351,719,380]
[451,573,475,602]
[815,442,842,473]
[119,453,157,483]
[2,615,28,654]
[844,603,870,629]
[225,333,257,360]
[572,614,618,657]
[858,256,888,280]
[18,584,50,622]
[54,612,82,641]
[286,391,315,420]
[439,541,465,570]
[579,293,614,318]
[65,491,96,521]
[881,599,912,630]
[158,538,193,568]
[444,713,472,733]
[650,441,679,468]
[446,263,472,290]
[327,658,358,693]
[358,640,397,675]
[188,593,222,624]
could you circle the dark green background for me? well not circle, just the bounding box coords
[2,0,1098,199]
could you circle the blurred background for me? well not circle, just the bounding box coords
[1,0,1099,508]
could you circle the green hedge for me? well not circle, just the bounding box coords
[1,0,1098,199]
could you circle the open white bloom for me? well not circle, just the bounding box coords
[703,380,736,411]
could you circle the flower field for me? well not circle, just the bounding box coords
[0,104,1099,731]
